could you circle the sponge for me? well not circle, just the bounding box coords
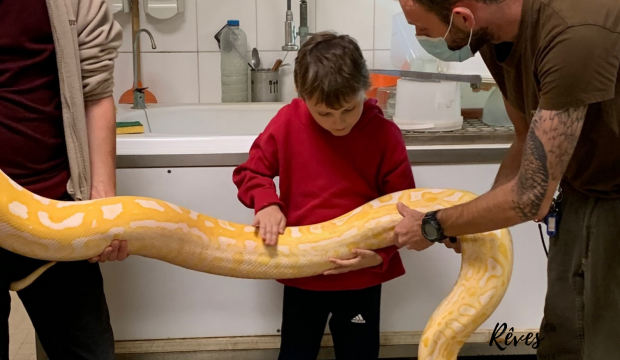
[116,121,145,135]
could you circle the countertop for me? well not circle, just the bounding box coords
[401,118,514,146]
[115,106,514,168]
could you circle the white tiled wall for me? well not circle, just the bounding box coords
[111,0,488,106]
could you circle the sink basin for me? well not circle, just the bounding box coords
[117,103,285,136]
[115,103,287,156]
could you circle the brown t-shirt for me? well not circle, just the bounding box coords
[479,0,620,198]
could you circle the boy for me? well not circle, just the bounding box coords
[232,31,416,360]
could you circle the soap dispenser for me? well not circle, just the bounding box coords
[143,0,184,19]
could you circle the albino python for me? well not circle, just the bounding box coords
[0,168,512,360]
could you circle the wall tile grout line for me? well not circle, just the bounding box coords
[373,0,377,51]
[373,0,377,68]
[314,0,317,34]
[195,0,201,102]
[196,51,201,103]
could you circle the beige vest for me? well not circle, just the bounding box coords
[45,0,123,201]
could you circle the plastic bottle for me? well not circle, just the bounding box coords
[220,20,249,102]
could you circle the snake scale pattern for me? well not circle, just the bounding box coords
[0,168,513,359]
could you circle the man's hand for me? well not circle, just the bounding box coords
[85,96,127,264]
[89,240,129,263]
[407,105,589,239]
[393,202,434,251]
[442,237,462,254]
[254,205,286,246]
[393,202,462,253]
[88,189,130,264]
[324,249,383,275]
[87,195,130,263]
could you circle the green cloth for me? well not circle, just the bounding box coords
[116,121,143,128]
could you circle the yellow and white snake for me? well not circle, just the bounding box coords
[0,168,512,360]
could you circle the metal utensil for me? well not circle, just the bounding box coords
[252,48,261,70]
[368,69,482,89]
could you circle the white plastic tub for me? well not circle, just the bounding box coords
[393,78,463,131]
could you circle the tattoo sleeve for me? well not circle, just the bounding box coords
[491,97,529,190]
[433,105,588,237]
[511,106,588,220]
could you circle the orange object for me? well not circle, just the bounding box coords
[365,73,400,99]
[119,81,158,104]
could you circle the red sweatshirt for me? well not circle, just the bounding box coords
[232,98,416,291]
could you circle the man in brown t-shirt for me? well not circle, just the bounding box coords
[394,0,620,359]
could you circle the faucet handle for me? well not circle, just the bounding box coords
[134,86,149,93]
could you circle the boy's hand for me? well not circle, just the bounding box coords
[324,249,383,275]
[254,205,286,246]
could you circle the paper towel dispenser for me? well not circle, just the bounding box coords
[109,0,130,13]
[144,0,184,19]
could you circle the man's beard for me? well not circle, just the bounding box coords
[446,24,494,54]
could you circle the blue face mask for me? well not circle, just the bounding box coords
[416,13,474,62]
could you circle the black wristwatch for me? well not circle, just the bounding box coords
[421,211,447,242]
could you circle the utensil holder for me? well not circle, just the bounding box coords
[251,69,280,102]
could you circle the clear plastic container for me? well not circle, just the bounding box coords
[220,20,249,103]
[390,11,492,76]
[376,86,397,119]
[390,11,448,72]
[482,86,513,127]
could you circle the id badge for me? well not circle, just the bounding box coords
[545,213,558,237]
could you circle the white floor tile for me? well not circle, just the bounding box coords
[8,292,35,360]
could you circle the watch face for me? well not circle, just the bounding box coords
[423,223,438,240]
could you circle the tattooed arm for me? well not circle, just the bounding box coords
[440,105,587,234]
[394,25,619,250]
[393,105,588,249]
[491,98,529,190]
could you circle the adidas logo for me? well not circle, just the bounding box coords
[351,314,365,324]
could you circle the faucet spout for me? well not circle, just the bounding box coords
[132,29,157,109]
[282,0,313,50]
[133,29,157,91]
[299,0,312,47]
[282,9,299,51]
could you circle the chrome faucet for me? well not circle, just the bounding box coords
[298,0,312,47]
[282,0,313,51]
[132,29,157,109]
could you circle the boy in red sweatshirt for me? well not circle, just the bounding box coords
[232,31,415,360]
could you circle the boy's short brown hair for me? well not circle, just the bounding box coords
[294,31,371,110]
